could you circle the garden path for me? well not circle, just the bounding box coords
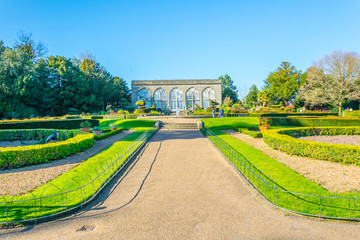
[1,129,360,239]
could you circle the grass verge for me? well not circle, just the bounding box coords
[204,128,360,219]
[0,127,156,223]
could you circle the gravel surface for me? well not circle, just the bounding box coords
[298,135,360,145]
[224,129,360,193]
[1,129,360,239]
[0,130,133,195]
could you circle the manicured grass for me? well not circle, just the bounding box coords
[99,119,155,130]
[201,117,259,129]
[0,127,156,223]
[205,129,360,219]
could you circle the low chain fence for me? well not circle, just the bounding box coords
[0,127,158,224]
[203,128,360,220]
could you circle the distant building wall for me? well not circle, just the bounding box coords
[131,79,222,111]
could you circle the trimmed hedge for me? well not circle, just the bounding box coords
[248,113,337,118]
[267,117,360,127]
[236,128,262,138]
[0,129,78,141]
[344,110,360,117]
[263,127,360,165]
[0,119,99,130]
[91,116,104,120]
[94,128,123,140]
[0,133,94,169]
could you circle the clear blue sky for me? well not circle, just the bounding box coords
[1,0,359,97]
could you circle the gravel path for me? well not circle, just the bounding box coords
[224,129,360,193]
[298,135,360,145]
[0,130,133,195]
[1,129,360,239]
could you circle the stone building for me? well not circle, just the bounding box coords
[131,79,222,111]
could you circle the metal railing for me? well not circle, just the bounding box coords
[203,128,360,220]
[0,128,158,224]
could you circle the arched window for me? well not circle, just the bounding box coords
[186,88,199,109]
[154,88,167,110]
[202,88,215,109]
[137,88,151,108]
[170,88,183,111]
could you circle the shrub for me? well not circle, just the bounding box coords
[0,119,99,130]
[248,113,337,118]
[136,100,146,109]
[91,115,104,120]
[94,128,123,140]
[150,110,160,115]
[80,121,92,128]
[344,110,360,117]
[237,128,262,138]
[0,129,77,141]
[0,133,94,169]
[267,117,360,127]
[232,103,241,109]
[205,108,213,113]
[263,127,360,165]
[259,117,269,126]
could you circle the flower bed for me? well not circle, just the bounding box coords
[0,131,94,169]
[263,127,360,164]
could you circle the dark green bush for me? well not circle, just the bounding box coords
[0,119,99,129]
[263,127,360,165]
[91,115,104,120]
[0,129,78,141]
[267,117,360,127]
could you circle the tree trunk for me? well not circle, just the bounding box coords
[338,105,342,116]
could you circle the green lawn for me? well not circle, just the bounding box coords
[205,129,360,219]
[201,117,259,129]
[99,119,155,130]
[0,127,156,223]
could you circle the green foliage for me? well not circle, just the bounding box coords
[263,127,360,164]
[343,110,360,117]
[205,129,357,219]
[248,113,337,118]
[0,119,99,129]
[99,119,155,130]
[0,133,94,169]
[259,117,269,126]
[93,128,123,140]
[201,117,259,129]
[237,128,262,138]
[79,120,92,128]
[0,128,155,222]
[267,117,360,127]
[0,129,77,141]
[219,74,238,102]
[136,100,146,108]
[264,62,302,106]
[0,35,131,118]
[245,85,259,109]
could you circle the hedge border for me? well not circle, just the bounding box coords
[236,128,262,138]
[249,113,337,118]
[0,119,99,130]
[263,126,360,165]
[93,128,123,140]
[0,133,94,169]
[267,117,360,127]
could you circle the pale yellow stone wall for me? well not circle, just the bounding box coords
[131,79,222,110]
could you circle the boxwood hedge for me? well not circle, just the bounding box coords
[236,128,263,138]
[0,119,99,129]
[263,126,360,165]
[267,117,360,127]
[0,133,94,169]
[0,129,78,141]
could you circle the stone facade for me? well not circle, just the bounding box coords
[131,79,222,111]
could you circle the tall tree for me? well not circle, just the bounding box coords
[219,74,238,102]
[300,51,360,115]
[257,89,270,108]
[245,85,259,109]
[264,62,302,106]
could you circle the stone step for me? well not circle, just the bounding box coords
[160,122,198,129]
